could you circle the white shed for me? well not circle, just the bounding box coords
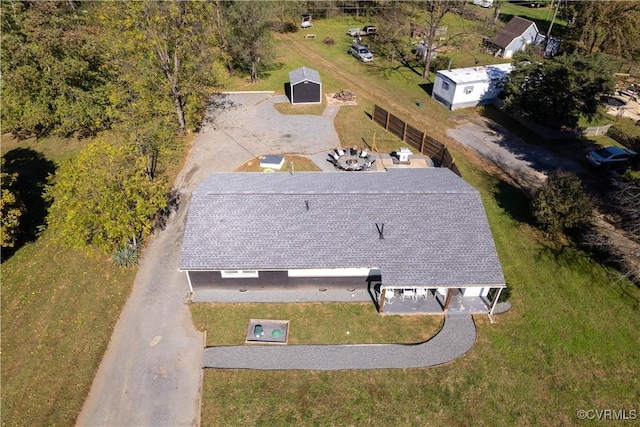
[431,63,512,110]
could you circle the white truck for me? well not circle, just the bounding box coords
[346,26,377,37]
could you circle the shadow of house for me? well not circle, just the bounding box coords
[419,82,434,96]
[2,148,56,261]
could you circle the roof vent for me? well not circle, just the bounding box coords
[376,223,384,239]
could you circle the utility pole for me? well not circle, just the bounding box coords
[546,0,560,39]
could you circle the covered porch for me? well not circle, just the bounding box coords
[377,286,505,315]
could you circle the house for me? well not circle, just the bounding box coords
[473,0,494,7]
[486,16,539,59]
[179,168,506,315]
[288,67,322,105]
[432,63,512,110]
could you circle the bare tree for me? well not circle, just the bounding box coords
[412,0,466,80]
[610,178,640,236]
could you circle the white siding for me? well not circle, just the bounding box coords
[503,25,539,58]
[288,267,375,277]
[432,74,456,109]
[450,81,491,109]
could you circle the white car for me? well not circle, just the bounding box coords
[349,43,373,62]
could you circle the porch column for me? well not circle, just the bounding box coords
[489,287,503,315]
[185,270,194,294]
[443,288,453,312]
[379,288,386,313]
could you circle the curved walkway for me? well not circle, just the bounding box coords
[203,315,476,370]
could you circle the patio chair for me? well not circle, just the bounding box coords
[384,289,394,305]
[404,289,417,302]
[416,288,428,300]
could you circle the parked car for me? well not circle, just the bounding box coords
[346,26,377,37]
[348,43,374,62]
[301,14,312,28]
[586,146,637,169]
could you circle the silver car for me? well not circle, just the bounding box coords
[586,146,637,169]
[349,43,373,62]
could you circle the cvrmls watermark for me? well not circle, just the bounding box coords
[576,409,637,421]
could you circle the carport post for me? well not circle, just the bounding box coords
[489,287,503,315]
[443,288,453,311]
[184,270,194,294]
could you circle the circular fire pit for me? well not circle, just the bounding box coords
[329,148,373,171]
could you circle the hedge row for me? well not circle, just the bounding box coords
[607,126,640,152]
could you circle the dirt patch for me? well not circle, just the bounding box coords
[325,93,357,106]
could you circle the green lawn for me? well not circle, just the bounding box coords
[1,232,135,426]
[192,303,443,346]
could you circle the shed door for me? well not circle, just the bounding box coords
[293,81,320,104]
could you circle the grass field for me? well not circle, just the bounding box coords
[198,12,640,427]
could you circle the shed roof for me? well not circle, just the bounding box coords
[180,168,505,288]
[436,63,513,85]
[289,67,321,86]
[489,16,538,49]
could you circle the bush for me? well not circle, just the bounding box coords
[607,125,640,153]
[429,55,452,73]
[532,171,593,233]
[112,246,139,268]
[488,284,511,303]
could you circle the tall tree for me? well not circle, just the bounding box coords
[571,1,640,60]
[99,1,224,134]
[374,1,411,63]
[44,141,169,253]
[411,0,465,79]
[0,1,113,138]
[223,1,273,83]
[505,51,615,129]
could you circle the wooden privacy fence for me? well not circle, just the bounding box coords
[372,105,461,177]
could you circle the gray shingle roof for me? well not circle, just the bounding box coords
[489,16,537,49]
[179,168,505,287]
[289,67,321,86]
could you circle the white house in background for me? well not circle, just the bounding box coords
[473,0,494,8]
[432,63,513,110]
[486,16,539,59]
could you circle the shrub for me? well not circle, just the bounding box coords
[429,55,452,73]
[532,171,593,233]
[112,246,139,268]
